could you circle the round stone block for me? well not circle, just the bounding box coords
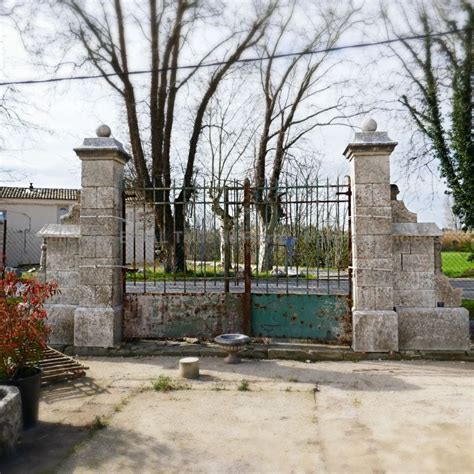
[179,357,199,379]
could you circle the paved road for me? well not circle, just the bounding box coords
[8,358,472,473]
[126,278,474,298]
[126,278,350,295]
[450,279,474,299]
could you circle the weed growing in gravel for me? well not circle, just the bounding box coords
[90,416,108,430]
[152,375,189,392]
[212,381,227,391]
[238,379,250,391]
[288,377,298,383]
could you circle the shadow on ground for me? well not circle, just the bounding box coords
[41,376,108,404]
[82,356,436,392]
[0,421,89,474]
[0,419,168,474]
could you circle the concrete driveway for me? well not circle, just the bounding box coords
[2,357,473,473]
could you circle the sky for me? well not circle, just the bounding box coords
[0,0,454,227]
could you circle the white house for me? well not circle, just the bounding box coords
[0,184,79,267]
[0,184,155,268]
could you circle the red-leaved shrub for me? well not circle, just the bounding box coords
[0,273,59,380]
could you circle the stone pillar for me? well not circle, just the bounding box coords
[343,118,398,352]
[73,125,130,347]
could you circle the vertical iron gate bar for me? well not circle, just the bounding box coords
[193,184,197,288]
[316,180,320,290]
[121,188,126,297]
[243,178,251,334]
[152,183,156,290]
[326,178,330,294]
[203,179,207,294]
[183,185,187,294]
[224,184,230,293]
[143,189,147,294]
[172,180,177,287]
[132,204,137,287]
[163,186,167,295]
[347,176,353,306]
[336,176,341,289]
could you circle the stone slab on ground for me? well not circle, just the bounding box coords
[352,310,399,352]
[0,386,22,457]
[398,307,470,351]
[56,339,474,362]
[2,357,473,473]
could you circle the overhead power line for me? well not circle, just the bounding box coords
[0,28,468,87]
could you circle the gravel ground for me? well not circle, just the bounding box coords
[2,356,473,473]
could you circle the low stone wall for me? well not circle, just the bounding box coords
[39,224,81,345]
[0,386,22,457]
[123,293,244,339]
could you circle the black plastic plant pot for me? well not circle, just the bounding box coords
[1,367,42,429]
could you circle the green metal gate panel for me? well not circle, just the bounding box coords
[251,294,349,341]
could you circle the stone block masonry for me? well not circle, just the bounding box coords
[344,118,398,351]
[38,125,131,348]
[0,386,22,457]
[73,125,130,347]
[38,120,468,352]
[345,118,468,352]
[38,224,80,345]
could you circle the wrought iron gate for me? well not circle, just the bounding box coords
[122,177,351,341]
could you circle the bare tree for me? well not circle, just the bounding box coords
[23,0,275,271]
[382,0,473,229]
[0,6,34,184]
[200,83,258,271]
[253,0,364,271]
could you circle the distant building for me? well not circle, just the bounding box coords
[0,184,79,267]
[0,184,155,268]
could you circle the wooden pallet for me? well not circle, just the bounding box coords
[39,347,89,386]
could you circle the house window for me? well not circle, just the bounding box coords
[57,206,69,222]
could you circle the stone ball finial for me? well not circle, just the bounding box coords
[96,124,111,137]
[361,118,377,132]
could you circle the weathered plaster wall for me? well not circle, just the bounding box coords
[123,293,243,339]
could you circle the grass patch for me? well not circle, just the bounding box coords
[152,375,189,392]
[441,252,474,278]
[90,415,108,431]
[287,377,298,383]
[462,299,474,320]
[212,381,227,391]
[125,262,342,281]
[127,264,228,281]
[237,379,250,391]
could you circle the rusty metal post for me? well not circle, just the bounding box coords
[346,175,353,306]
[1,213,7,280]
[224,185,230,293]
[243,178,252,334]
[122,186,127,297]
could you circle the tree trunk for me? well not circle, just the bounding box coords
[173,201,186,273]
[259,220,277,272]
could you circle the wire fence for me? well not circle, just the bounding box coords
[124,178,351,295]
[440,230,474,279]
[0,226,42,269]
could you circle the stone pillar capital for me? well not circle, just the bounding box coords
[74,125,131,165]
[343,133,397,161]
